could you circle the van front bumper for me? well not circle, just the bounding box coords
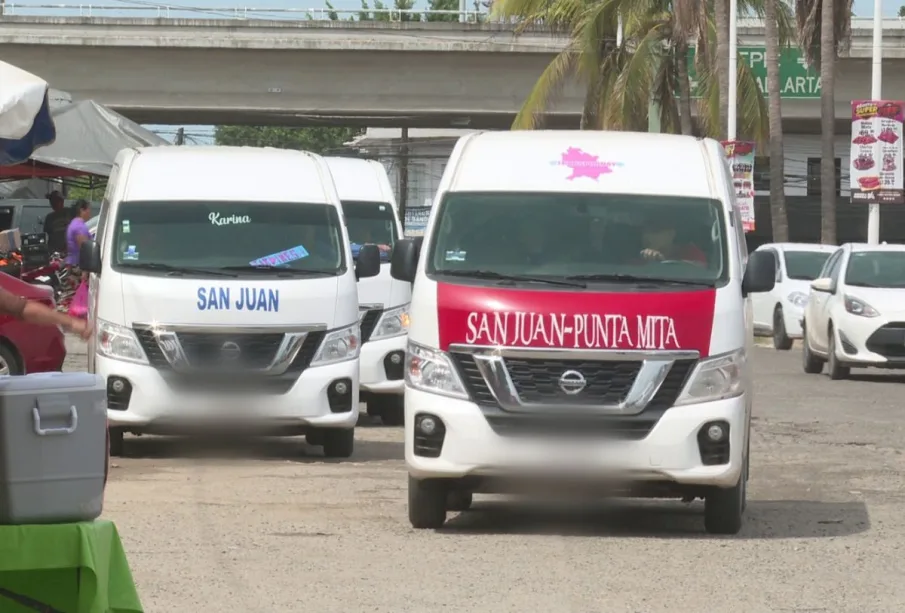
[97,354,359,430]
[359,334,406,395]
[405,387,747,488]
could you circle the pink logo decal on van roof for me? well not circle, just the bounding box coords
[554,148,623,181]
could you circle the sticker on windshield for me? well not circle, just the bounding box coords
[122,245,139,261]
[379,204,386,211]
[445,249,467,262]
[250,245,309,267]
[122,220,130,234]
[210,212,251,226]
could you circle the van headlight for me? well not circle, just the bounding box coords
[97,319,148,365]
[311,323,361,366]
[370,304,410,341]
[675,349,745,406]
[405,341,468,400]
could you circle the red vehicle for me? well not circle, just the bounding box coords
[0,272,66,375]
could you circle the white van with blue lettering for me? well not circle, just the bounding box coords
[325,157,411,426]
[81,146,381,458]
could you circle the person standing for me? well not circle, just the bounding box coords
[65,200,92,269]
[42,190,73,255]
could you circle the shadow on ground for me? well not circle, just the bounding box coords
[116,434,403,463]
[439,498,870,539]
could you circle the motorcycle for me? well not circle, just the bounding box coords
[21,252,77,311]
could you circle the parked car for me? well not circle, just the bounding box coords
[0,272,66,375]
[751,243,836,349]
[802,243,905,379]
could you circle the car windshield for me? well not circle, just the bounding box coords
[426,192,728,285]
[111,200,345,275]
[342,200,397,262]
[783,250,831,281]
[845,251,905,288]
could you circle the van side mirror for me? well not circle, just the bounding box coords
[742,249,775,296]
[79,240,102,274]
[810,277,834,293]
[391,238,419,283]
[355,244,381,280]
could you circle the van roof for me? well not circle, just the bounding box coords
[122,146,333,203]
[448,131,720,200]
[324,157,393,204]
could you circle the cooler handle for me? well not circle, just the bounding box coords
[32,406,79,436]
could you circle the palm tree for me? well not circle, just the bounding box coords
[712,0,730,140]
[795,0,853,244]
[764,0,788,241]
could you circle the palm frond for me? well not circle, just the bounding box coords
[512,47,578,129]
[795,0,853,69]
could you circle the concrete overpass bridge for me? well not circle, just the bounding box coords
[0,13,903,130]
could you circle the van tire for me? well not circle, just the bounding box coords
[772,307,793,350]
[372,395,405,426]
[321,428,354,459]
[827,326,850,381]
[801,322,824,374]
[408,476,448,529]
[704,459,746,535]
[109,427,125,457]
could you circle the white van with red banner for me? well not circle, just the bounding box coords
[390,131,776,535]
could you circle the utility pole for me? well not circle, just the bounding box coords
[397,127,409,228]
[175,127,185,146]
[866,0,883,245]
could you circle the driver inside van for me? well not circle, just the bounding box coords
[639,216,707,265]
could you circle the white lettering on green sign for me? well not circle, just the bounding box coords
[685,46,821,100]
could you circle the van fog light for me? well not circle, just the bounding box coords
[419,416,438,435]
[707,423,726,442]
[390,352,403,365]
[334,381,349,395]
[413,413,446,458]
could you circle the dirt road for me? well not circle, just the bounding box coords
[67,339,905,612]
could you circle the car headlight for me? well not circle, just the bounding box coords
[311,323,361,366]
[675,349,745,406]
[405,341,468,400]
[844,294,880,318]
[370,304,410,341]
[786,291,808,308]
[97,319,148,365]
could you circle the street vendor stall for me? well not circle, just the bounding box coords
[1,61,145,613]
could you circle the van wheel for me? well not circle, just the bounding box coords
[408,476,448,529]
[704,458,747,535]
[109,427,125,457]
[371,395,405,426]
[772,307,793,350]
[321,428,355,459]
[801,322,824,374]
[827,326,850,381]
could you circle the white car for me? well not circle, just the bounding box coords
[751,243,836,349]
[802,243,905,379]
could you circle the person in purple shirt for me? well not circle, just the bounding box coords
[65,199,92,268]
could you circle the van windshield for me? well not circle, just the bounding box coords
[343,200,398,262]
[110,200,345,275]
[426,192,728,285]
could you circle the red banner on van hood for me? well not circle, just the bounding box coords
[437,282,717,356]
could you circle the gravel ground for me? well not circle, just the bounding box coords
[65,337,905,612]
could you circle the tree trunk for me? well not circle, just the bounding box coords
[675,41,694,136]
[819,0,837,244]
[764,0,788,242]
[713,0,730,140]
[580,75,600,129]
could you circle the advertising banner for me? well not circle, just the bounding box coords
[850,100,904,205]
[403,207,431,238]
[722,141,756,232]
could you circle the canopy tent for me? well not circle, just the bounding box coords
[0,100,169,180]
[0,61,56,166]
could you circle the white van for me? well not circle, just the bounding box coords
[390,131,776,534]
[325,157,411,425]
[81,146,381,458]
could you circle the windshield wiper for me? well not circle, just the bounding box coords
[565,273,713,287]
[119,262,237,277]
[440,269,586,288]
[219,265,335,277]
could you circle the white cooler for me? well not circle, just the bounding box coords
[0,372,107,524]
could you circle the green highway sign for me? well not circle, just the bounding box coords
[685,46,821,99]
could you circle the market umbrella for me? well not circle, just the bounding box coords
[0,61,56,167]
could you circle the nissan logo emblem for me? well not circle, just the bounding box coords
[220,341,242,361]
[558,370,587,395]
